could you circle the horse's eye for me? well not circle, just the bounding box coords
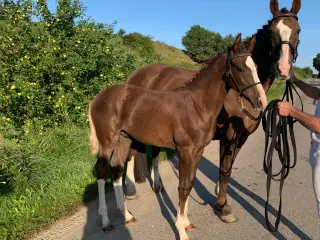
[236,66,244,72]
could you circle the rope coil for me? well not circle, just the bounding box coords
[262,81,303,232]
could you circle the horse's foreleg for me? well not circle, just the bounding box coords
[151,146,162,193]
[112,167,136,224]
[112,136,136,224]
[215,131,246,223]
[175,147,202,240]
[95,157,114,231]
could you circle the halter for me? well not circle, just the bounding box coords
[268,13,300,73]
[225,48,263,121]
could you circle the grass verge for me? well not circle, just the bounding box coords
[0,125,102,240]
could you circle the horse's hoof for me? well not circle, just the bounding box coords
[102,225,115,232]
[126,217,137,225]
[125,194,138,200]
[185,224,196,232]
[220,214,238,223]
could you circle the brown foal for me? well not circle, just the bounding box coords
[89,34,267,239]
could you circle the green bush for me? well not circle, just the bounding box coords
[313,53,320,73]
[293,66,313,79]
[182,25,235,62]
[0,0,146,137]
[123,32,160,63]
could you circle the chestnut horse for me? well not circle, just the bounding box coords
[123,0,301,223]
[89,35,266,239]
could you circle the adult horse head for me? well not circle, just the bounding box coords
[268,0,301,80]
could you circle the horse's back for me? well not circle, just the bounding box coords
[126,63,197,90]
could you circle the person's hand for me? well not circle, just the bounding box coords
[277,101,294,116]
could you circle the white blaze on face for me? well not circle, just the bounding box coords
[276,20,293,78]
[245,57,267,108]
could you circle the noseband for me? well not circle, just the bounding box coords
[225,48,263,121]
[269,14,299,68]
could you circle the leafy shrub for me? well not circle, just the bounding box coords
[0,0,146,137]
[293,66,313,79]
[123,32,160,63]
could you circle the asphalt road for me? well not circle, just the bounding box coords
[33,80,320,240]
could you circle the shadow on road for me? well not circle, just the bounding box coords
[182,156,312,240]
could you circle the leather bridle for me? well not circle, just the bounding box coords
[268,13,300,76]
[225,48,263,121]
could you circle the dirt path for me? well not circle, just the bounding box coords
[33,80,320,240]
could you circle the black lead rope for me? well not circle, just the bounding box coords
[262,81,303,232]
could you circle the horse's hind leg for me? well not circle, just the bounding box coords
[175,147,203,240]
[111,134,136,224]
[151,146,162,193]
[95,157,114,231]
[215,130,246,223]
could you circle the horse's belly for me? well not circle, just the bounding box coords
[125,125,175,149]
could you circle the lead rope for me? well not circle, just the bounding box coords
[262,81,303,232]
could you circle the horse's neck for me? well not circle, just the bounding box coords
[250,29,276,93]
[188,60,227,105]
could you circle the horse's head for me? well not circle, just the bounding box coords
[268,0,301,80]
[226,33,267,110]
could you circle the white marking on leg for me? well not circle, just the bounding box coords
[113,176,134,222]
[175,197,190,240]
[125,156,137,197]
[246,56,267,108]
[97,179,111,228]
[276,20,293,77]
[215,180,220,196]
[151,156,161,191]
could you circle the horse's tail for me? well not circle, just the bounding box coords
[128,141,148,183]
[88,102,100,155]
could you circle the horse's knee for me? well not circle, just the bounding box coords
[111,166,124,181]
[219,172,231,181]
[178,186,192,199]
[95,157,108,180]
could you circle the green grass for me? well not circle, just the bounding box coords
[267,68,312,101]
[153,41,201,70]
[0,125,103,240]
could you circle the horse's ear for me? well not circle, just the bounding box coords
[270,0,279,16]
[291,0,301,14]
[232,33,242,51]
[247,35,256,53]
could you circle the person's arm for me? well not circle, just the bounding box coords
[290,107,320,134]
[289,73,320,100]
[278,101,320,134]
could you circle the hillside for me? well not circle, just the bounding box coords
[152,41,201,70]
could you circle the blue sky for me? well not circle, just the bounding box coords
[49,0,319,72]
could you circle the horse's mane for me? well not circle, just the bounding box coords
[182,44,249,88]
[182,53,222,88]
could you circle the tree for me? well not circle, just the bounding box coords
[313,53,320,73]
[182,25,235,62]
[122,32,160,63]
